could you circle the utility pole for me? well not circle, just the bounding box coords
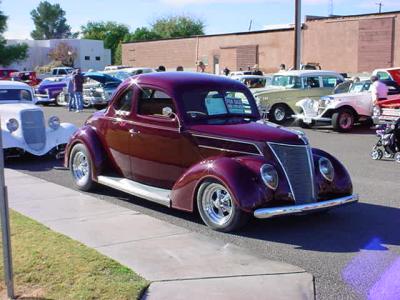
[376,2,383,13]
[0,118,15,299]
[248,19,253,31]
[294,0,302,70]
[329,0,334,16]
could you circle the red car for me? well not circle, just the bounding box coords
[10,71,40,86]
[65,72,358,232]
[0,68,18,81]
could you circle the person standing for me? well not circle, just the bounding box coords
[66,73,75,111]
[370,75,388,106]
[223,67,230,76]
[73,69,84,112]
[252,64,263,76]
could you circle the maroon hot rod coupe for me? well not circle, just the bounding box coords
[65,72,358,232]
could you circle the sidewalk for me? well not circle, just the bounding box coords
[5,168,314,300]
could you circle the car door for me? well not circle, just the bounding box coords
[103,87,137,179]
[129,87,199,189]
[303,75,326,99]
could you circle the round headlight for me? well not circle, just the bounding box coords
[48,116,60,130]
[260,164,279,190]
[319,157,334,182]
[6,118,19,132]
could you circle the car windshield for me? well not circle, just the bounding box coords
[0,89,32,101]
[182,89,257,124]
[271,75,302,88]
[349,81,371,93]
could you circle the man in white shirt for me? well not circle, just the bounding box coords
[370,75,388,105]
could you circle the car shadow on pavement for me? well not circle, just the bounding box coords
[234,202,400,253]
[5,155,64,172]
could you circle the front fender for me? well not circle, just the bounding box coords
[170,155,292,213]
[312,148,353,199]
[64,125,108,179]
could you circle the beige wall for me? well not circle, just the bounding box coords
[122,12,400,74]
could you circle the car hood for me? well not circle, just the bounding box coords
[188,121,305,145]
[83,72,122,84]
[0,103,41,125]
[323,91,369,100]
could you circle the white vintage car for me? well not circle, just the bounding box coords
[1,81,77,158]
[294,80,400,132]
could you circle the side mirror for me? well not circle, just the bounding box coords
[162,106,173,117]
[162,106,182,132]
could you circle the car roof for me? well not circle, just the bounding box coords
[132,72,247,94]
[273,70,341,77]
[0,80,32,89]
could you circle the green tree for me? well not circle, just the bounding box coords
[125,27,161,42]
[81,21,129,64]
[0,4,28,66]
[151,15,204,39]
[30,1,72,39]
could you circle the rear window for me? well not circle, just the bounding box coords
[0,89,32,101]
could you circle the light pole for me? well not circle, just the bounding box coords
[0,119,15,299]
[294,0,302,70]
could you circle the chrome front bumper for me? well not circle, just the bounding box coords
[253,194,359,219]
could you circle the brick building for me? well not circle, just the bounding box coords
[122,11,400,74]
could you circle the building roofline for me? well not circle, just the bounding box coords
[123,10,400,45]
[122,27,294,44]
[305,10,400,22]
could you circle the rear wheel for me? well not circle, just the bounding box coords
[332,108,355,132]
[394,152,400,163]
[197,180,250,232]
[269,104,290,124]
[70,143,95,191]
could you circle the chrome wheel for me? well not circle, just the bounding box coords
[273,107,286,122]
[395,153,400,163]
[72,151,90,186]
[201,183,233,226]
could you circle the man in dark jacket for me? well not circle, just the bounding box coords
[73,69,84,112]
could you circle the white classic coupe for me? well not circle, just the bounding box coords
[0,81,77,158]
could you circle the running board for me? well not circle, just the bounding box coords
[97,175,171,207]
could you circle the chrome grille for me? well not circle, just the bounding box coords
[269,143,315,204]
[21,110,46,151]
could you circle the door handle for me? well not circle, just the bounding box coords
[129,129,140,136]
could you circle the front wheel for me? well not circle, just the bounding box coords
[197,180,250,232]
[371,148,383,160]
[269,104,290,124]
[69,143,95,191]
[332,108,355,132]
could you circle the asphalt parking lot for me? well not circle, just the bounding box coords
[6,105,400,300]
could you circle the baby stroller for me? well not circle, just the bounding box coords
[371,118,400,163]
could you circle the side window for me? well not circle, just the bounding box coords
[52,69,57,75]
[114,88,134,113]
[304,76,320,88]
[377,72,390,80]
[137,88,176,117]
[322,76,338,88]
[59,69,67,75]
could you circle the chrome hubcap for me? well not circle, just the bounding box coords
[274,107,285,121]
[202,183,233,226]
[72,151,89,185]
[339,113,353,129]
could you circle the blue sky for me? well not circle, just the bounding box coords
[3,0,400,39]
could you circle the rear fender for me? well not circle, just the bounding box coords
[171,156,284,213]
[64,125,108,180]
